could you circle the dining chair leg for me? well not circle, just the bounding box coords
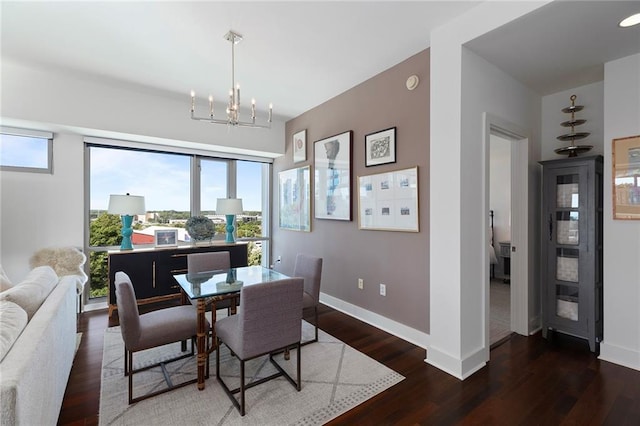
[128,351,134,404]
[240,360,246,416]
[314,306,319,342]
[301,306,319,346]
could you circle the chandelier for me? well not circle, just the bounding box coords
[190,30,272,129]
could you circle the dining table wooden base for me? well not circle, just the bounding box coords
[173,266,292,391]
[196,298,207,390]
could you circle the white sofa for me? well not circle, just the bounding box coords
[0,250,86,425]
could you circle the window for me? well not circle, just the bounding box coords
[86,141,271,301]
[237,160,267,265]
[0,127,53,173]
[200,158,228,216]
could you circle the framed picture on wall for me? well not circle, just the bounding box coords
[155,229,178,247]
[293,129,307,163]
[278,165,311,232]
[358,166,419,232]
[365,127,396,166]
[314,131,352,221]
[613,135,640,220]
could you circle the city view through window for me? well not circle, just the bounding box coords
[88,146,266,299]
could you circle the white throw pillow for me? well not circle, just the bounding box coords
[0,265,13,292]
[0,266,58,320]
[0,300,28,362]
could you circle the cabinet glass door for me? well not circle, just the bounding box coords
[552,173,582,324]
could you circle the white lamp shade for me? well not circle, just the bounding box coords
[216,198,243,215]
[108,194,146,215]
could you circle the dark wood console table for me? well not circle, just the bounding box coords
[107,243,248,317]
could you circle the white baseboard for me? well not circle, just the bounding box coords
[319,292,430,349]
[599,341,640,371]
[83,301,108,312]
[425,344,486,380]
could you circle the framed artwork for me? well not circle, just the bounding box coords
[613,135,640,220]
[365,127,396,166]
[314,131,352,221]
[293,129,307,163]
[358,166,419,232]
[278,166,311,231]
[155,229,178,247]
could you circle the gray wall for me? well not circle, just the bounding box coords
[272,49,430,333]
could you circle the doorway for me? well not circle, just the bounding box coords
[489,134,512,345]
[483,113,530,358]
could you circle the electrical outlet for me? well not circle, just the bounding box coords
[379,283,386,296]
[358,278,364,290]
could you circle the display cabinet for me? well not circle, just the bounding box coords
[540,155,603,352]
[107,243,248,317]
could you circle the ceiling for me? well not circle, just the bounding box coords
[466,1,640,96]
[2,1,639,121]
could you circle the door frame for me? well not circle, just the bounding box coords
[483,113,529,360]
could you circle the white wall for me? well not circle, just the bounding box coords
[600,53,640,371]
[541,81,604,160]
[429,1,548,379]
[0,58,286,281]
[0,134,84,281]
[461,46,541,361]
[1,59,285,158]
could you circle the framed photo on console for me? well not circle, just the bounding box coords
[314,131,352,221]
[155,229,178,247]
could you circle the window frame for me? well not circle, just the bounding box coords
[83,137,272,305]
[0,126,53,173]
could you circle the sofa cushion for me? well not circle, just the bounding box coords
[0,265,13,292]
[0,266,58,320]
[0,300,28,362]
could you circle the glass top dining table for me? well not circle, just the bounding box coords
[172,265,291,390]
[173,265,290,300]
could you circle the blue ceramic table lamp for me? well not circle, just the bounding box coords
[108,193,146,250]
[216,198,243,243]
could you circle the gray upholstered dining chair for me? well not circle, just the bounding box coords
[187,251,230,273]
[115,271,209,404]
[187,251,236,313]
[293,254,323,345]
[215,277,304,416]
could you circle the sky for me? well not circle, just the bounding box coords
[0,135,49,168]
[90,147,263,212]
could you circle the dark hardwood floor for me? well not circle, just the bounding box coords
[59,303,640,425]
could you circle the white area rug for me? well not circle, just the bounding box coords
[99,321,404,425]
